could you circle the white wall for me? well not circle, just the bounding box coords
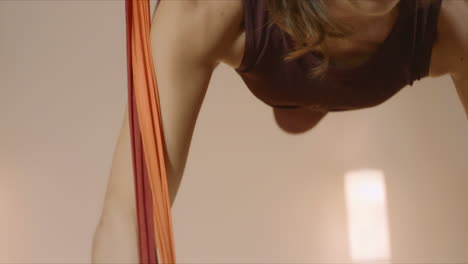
[1,1,467,263]
[0,0,129,262]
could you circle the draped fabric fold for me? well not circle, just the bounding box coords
[125,0,176,263]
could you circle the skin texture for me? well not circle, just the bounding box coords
[430,1,468,114]
[91,0,467,263]
[332,0,401,16]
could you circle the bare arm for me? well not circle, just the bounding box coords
[445,0,468,119]
[432,0,468,118]
[450,73,468,119]
[150,0,243,204]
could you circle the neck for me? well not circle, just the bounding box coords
[327,1,400,44]
[330,0,400,17]
[322,1,401,68]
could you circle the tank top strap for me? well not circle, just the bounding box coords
[236,0,269,72]
[408,0,443,84]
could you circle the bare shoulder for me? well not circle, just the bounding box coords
[200,0,245,68]
[152,0,244,66]
[429,0,468,77]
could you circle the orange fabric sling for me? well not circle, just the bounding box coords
[125,0,176,263]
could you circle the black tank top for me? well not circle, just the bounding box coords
[234,0,443,111]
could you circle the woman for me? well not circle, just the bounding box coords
[92,0,467,262]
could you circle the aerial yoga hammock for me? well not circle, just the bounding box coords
[125,0,175,263]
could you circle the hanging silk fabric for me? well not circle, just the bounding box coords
[125,0,176,263]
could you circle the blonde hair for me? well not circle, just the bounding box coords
[265,0,354,78]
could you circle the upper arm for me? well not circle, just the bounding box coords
[431,0,468,118]
[446,0,468,119]
[149,0,243,201]
[450,73,468,119]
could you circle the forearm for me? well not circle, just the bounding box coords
[167,169,183,207]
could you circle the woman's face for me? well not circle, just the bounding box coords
[327,0,400,17]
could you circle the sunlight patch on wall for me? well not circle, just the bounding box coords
[344,169,391,264]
